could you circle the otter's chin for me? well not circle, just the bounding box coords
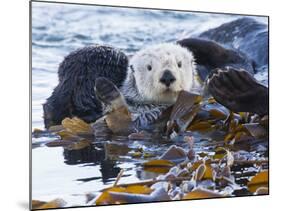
[163,87,173,92]
[161,86,180,95]
[157,89,179,104]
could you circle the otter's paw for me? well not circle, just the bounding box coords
[207,67,268,116]
[95,77,127,110]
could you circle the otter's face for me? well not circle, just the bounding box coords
[129,43,195,104]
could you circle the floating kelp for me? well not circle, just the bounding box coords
[95,185,153,205]
[247,170,269,193]
[32,199,66,209]
[128,130,152,140]
[62,117,93,134]
[182,188,224,200]
[105,106,134,134]
[32,88,269,206]
[166,91,202,135]
[159,145,187,161]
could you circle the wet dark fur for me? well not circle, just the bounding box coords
[199,17,268,68]
[43,45,128,128]
[177,38,255,81]
[207,67,268,116]
[178,18,268,81]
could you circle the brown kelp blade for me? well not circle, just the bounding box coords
[167,90,202,134]
[169,91,202,122]
[105,106,134,134]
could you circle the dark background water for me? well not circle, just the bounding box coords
[31,1,268,206]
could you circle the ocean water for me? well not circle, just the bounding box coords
[32,2,268,130]
[31,2,268,206]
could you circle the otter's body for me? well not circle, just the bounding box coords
[43,43,195,129]
[103,43,196,130]
[43,18,268,129]
[43,45,128,128]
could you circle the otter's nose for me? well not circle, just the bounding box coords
[160,70,176,87]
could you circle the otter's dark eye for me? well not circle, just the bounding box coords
[147,65,152,71]
[177,61,182,68]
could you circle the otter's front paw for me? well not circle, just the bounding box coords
[95,77,127,110]
[95,77,121,104]
[207,67,268,116]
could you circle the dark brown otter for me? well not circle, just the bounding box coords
[43,45,128,128]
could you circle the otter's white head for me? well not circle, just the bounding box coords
[127,43,195,104]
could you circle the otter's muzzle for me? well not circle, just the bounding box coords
[159,70,176,87]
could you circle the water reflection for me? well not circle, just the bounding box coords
[63,143,123,184]
[63,143,105,165]
[60,138,172,184]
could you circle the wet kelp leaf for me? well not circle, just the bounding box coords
[194,163,213,181]
[130,151,142,158]
[33,128,44,133]
[243,123,267,138]
[143,159,175,174]
[92,117,113,137]
[183,188,224,200]
[45,136,91,150]
[190,160,205,171]
[208,97,217,104]
[32,198,66,209]
[143,166,172,174]
[143,159,175,167]
[229,118,239,132]
[167,105,201,135]
[234,131,249,142]
[95,185,153,205]
[46,140,74,147]
[194,163,206,181]
[255,187,269,195]
[159,145,187,161]
[223,120,256,144]
[105,106,133,134]
[62,117,93,134]
[167,91,202,134]
[152,106,173,129]
[56,130,81,141]
[170,91,202,121]
[48,124,64,132]
[209,108,227,120]
[187,121,213,132]
[65,139,91,150]
[128,130,152,140]
[198,152,208,158]
[203,164,214,180]
[213,147,227,160]
[107,187,170,204]
[32,200,46,209]
[32,128,51,138]
[224,133,235,142]
[143,152,156,158]
[247,170,269,193]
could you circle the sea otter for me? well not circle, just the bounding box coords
[43,43,196,129]
[43,17,268,129]
[43,45,128,128]
[121,43,195,104]
[94,43,196,131]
